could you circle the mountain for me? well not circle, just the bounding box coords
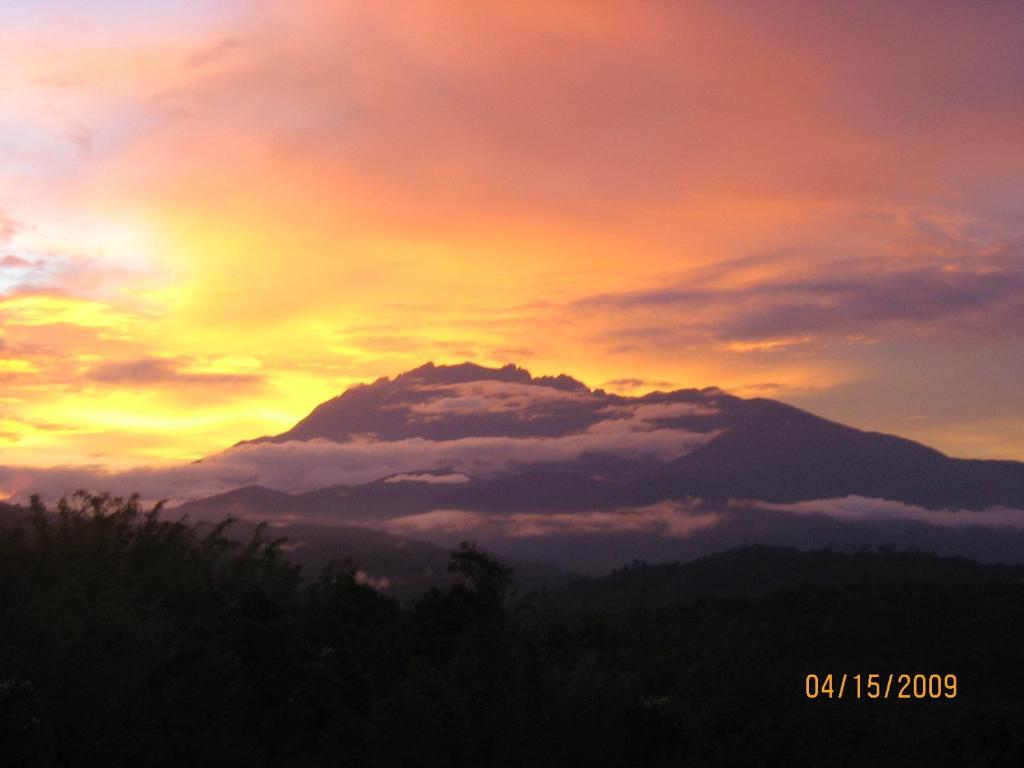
[226,361,1024,510]
[178,361,1024,574]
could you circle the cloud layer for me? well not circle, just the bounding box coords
[367,496,1024,543]
[380,501,723,540]
[1,0,1023,469]
[0,422,713,503]
[743,495,1024,530]
[578,241,1024,347]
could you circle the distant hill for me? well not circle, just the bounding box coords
[541,545,1024,611]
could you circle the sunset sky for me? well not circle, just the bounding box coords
[2,0,1023,483]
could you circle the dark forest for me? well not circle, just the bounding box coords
[3,494,1023,766]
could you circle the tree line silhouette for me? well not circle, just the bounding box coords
[2,492,1024,766]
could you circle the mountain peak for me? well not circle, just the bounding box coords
[245,361,619,445]
[393,361,589,392]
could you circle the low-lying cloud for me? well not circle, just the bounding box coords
[374,495,1024,546]
[380,501,723,540]
[0,424,714,503]
[408,380,589,418]
[740,495,1024,529]
[384,472,471,485]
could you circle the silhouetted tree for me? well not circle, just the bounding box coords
[3,493,1024,767]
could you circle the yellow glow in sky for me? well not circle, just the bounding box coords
[1,0,1024,471]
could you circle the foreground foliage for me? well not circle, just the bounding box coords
[2,493,1023,766]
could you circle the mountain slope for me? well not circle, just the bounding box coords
[170,361,1024,572]
[228,362,1023,511]
[638,397,1024,509]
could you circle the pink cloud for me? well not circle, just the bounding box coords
[384,472,471,485]
[0,212,20,244]
[380,501,723,540]
[0,255,34,268]
[738,495,1024,529]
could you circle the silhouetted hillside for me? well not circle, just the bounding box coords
[4,493,1024,766]
[1,491,574,599]
[543,545,1024,611]
[641,398,1024,509]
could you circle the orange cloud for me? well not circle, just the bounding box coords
[1,0,1023,471]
